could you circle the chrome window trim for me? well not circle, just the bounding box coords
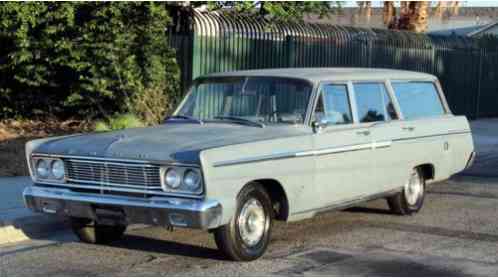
[347,81,360,124]
[309,81,356,127]
[385,79,405,120]
[389,80,449,117]
[351,80,399,123]
[305,81,322,127]
[177,76,316,126]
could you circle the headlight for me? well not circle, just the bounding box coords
[32,157,65,182]
[36,159,50,178]
[51,159,65,180]
[164,168,181,189]
[161,166,203,195]
[183,170,201,191]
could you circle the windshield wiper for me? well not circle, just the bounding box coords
[214,116,265,128]
[167,115,204,125]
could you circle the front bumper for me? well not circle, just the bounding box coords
[23,186,222,230]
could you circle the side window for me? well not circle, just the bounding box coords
[353,82,398,123]
[314,84,353,125]
[392,82,445,120]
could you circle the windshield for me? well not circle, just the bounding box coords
[175,77,313,125]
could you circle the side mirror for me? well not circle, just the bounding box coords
[312,119,329,133]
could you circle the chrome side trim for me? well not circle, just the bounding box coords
[448,129,472,134]
[393,130,471,142]
[297,142,374,157]
[213,140,393,167]
[213,152,299,168]
[212,129,471,168]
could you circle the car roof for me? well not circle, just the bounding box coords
[202,67,437,83]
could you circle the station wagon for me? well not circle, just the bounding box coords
[23,68,475,261]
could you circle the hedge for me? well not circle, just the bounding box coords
[0,2,181,124]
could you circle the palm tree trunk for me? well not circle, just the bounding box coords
[357,1,372,23]
[383,1,396,26]
[435,1,447,18]
[449,1,460,16]
[398,1,429,33]
[388,1,458,33]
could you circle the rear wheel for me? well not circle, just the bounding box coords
[213,183,273,261]
[70,217,127,244]
[387,168,425,215]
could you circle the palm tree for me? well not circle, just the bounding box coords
[376,1,460,33]
[383,1,395,26]
[358,1,373,23]
[400,1,429,33]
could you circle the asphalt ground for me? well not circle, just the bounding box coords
[1,176,497,276]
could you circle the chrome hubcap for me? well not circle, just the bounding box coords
[405,170,423,206]
[238,198,266,247]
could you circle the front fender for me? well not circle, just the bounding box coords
[199,134,314,225]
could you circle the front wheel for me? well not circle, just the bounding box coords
[70,217,127,244]
[387,168,426,215]
[213,183,273,261]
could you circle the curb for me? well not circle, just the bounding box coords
[0,209,149,246]
[0,209,68,245]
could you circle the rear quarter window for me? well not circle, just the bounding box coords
[391,82,445,120]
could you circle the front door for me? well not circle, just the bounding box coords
[312,83,374,209]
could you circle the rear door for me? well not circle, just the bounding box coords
[352,81,404,195]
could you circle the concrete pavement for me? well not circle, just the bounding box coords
[1,176,497,276]
[461,118,498,177]
[0,177,67,245]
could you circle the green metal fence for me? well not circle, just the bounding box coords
[169,11,498,119]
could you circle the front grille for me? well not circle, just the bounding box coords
[64,159,162,194]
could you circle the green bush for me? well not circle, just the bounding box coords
[0,3,180,123]
[94,121,111,132]
[95,114,144,131]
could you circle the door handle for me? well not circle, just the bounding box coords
[356,130,370,136]
[402,126,415,132]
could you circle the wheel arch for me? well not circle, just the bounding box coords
[415,163,435,181]
[248,178,289,221]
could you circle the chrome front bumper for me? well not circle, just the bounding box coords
[23,186,222,230]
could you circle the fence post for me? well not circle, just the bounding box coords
[286,36,296,68]
[367,39,373,68]
[475,49,484,119]
[192,35,202,80]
